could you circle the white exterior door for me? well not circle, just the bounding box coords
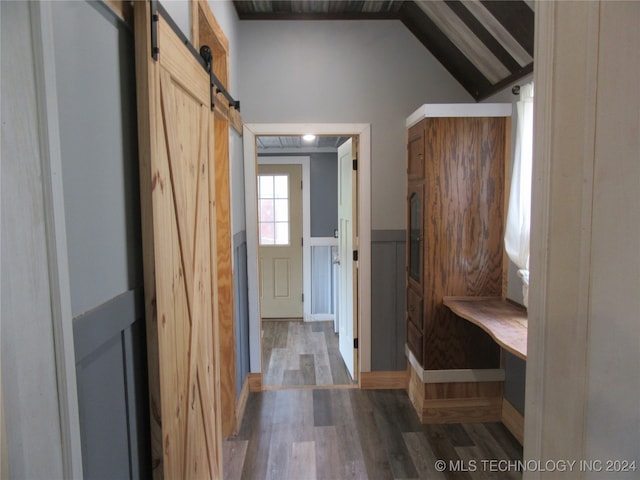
[337,138,358,380]
[258,164,304,318]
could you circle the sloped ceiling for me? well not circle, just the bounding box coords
[233,0,534,100]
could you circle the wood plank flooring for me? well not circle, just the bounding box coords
[262,320,355,387]
[224,389,523,480]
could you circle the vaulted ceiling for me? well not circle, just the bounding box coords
[233,1,534,101]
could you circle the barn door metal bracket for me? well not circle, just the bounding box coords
[149,1,241,113]
[150,0,159,60]
[199,45,241,112]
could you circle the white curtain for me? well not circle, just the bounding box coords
[505,82,534,306]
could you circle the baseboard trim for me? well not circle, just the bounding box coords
[405,345,504,383]
[501,398,524,445]
[360,370,408,390]
[422,397,503,424]
[234,375,251,435]
[407,360,503,424]
[248,373,263,392]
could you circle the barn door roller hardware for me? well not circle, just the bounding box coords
[198,45,241,112]
[149,0,240,112]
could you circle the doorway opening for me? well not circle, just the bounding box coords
[243,123,371,390]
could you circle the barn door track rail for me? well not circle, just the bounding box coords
[149,0,240,112]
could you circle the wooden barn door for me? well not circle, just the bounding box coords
[134,3,222,479]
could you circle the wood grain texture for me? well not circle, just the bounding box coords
[196,1,229,86]
[360,371,408,390]
[215,114,237,437]
[248,373,263,392]
[502,117,512,299]
[133,3,162,476]
[262,320,355,387]
[408,362,503,425]
[193,0,242,133]
[134,4,222,478]
[407,120,425,180]
[408,115,507,370]
[225,389,522,479]
[104,0,133,25]
[193,0,237,439]
[443,297,528,360]
[235,375,250,435]
[501,398,524,446]
[407,183,425,294]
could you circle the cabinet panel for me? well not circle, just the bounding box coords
[407,121,425,180]
[406,111,507,371]
[407,183,424,292]
[407,286,423,332]
[406,318,423,361]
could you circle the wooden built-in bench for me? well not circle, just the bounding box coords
[442,296,527,444]
[443,296,528,360]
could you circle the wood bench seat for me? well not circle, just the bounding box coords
[443,296,528,360]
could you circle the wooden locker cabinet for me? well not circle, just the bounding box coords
[405,104,511,371]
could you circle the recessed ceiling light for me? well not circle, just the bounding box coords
[303,134,316,142]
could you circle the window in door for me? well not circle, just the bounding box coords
[258,174,290,245]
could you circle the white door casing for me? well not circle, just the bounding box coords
[243,123,371,376]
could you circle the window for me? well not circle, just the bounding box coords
[258,174,290,245]
[505,82,534,306]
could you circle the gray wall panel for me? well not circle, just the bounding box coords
[76,335,131,480]
[259,152,338,237]
[309,153,338,237]
[394,241,407,368]
[234,231,251,396]
[371,230,406,371]
[73,289,143,360]
[74,289,150,480]
[504,352,526,415]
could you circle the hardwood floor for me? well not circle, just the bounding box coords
[262,320,355,387]
[224,389,523,480]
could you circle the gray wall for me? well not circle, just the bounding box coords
[233,232,251,397]
[73,290,150,480]
[371,231,407,371]
[53,0,142,317]
[52,1,149,476]
[260,151,339,238]
[237,20,471,374]
[309,153,338,237]
[238,19,473,231]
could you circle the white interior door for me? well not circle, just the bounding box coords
[338,138,358,380]
[258,164,303,318]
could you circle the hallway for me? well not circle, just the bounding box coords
[261,320,356,387]
[223,388,523,479]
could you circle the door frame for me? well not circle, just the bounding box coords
[243,123,371,378]
[256,156,310,319]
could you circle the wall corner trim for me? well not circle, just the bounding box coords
[30,2,83,478]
